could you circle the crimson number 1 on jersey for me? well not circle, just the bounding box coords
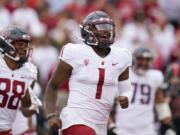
[95,68,105,99]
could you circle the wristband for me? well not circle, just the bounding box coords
[47,113,58,120]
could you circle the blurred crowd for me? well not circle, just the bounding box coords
[1,0,180,82]
[0,0,180,134]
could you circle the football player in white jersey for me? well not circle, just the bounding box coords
[12,82,42,135]
[45,11,133,135]
[0,26,42,135]
[110,46,175,135]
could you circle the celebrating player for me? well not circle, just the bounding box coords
[45,11,133,135]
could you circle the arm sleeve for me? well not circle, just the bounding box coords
[156,71,164,89]
[117,78,133,101]
[116,49,133,100]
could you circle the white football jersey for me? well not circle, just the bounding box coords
[12,82,41,135]
[59,43,132,135]
[0,56,37,131]
[115,68,164,135]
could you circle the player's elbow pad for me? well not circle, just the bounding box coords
[118,79,133,101]
[155,102,172,121]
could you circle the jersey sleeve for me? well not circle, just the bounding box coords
[119,48,132,73]
[156,71,164,88]
[124,49,132,67]
[59,43,76,68]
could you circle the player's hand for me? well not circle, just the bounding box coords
[117,96,129,109]
[28,87,42,113]
[47,116,62,130]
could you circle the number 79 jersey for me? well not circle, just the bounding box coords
[59,43,132,130]
[0,56,37,131]
[115,68,164,135]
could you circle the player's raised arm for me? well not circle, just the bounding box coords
[44,60,72,130]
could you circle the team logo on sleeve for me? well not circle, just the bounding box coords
[84,59,89,66]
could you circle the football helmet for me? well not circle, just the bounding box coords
[133,46,153,75]
[164,63,180,97]
[80,11,115,49]
[0,26,31,63]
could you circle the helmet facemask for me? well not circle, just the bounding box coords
[12,40,32,63]
[81,11,115,49]
[133,47,153,76]
[133,57,153,75]
[0,26,32,64]
[82,21,115,49]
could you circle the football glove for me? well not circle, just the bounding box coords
[28,86,42,113]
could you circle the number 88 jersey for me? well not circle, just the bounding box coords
[59,43,132,134]
[0,56,37,131]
